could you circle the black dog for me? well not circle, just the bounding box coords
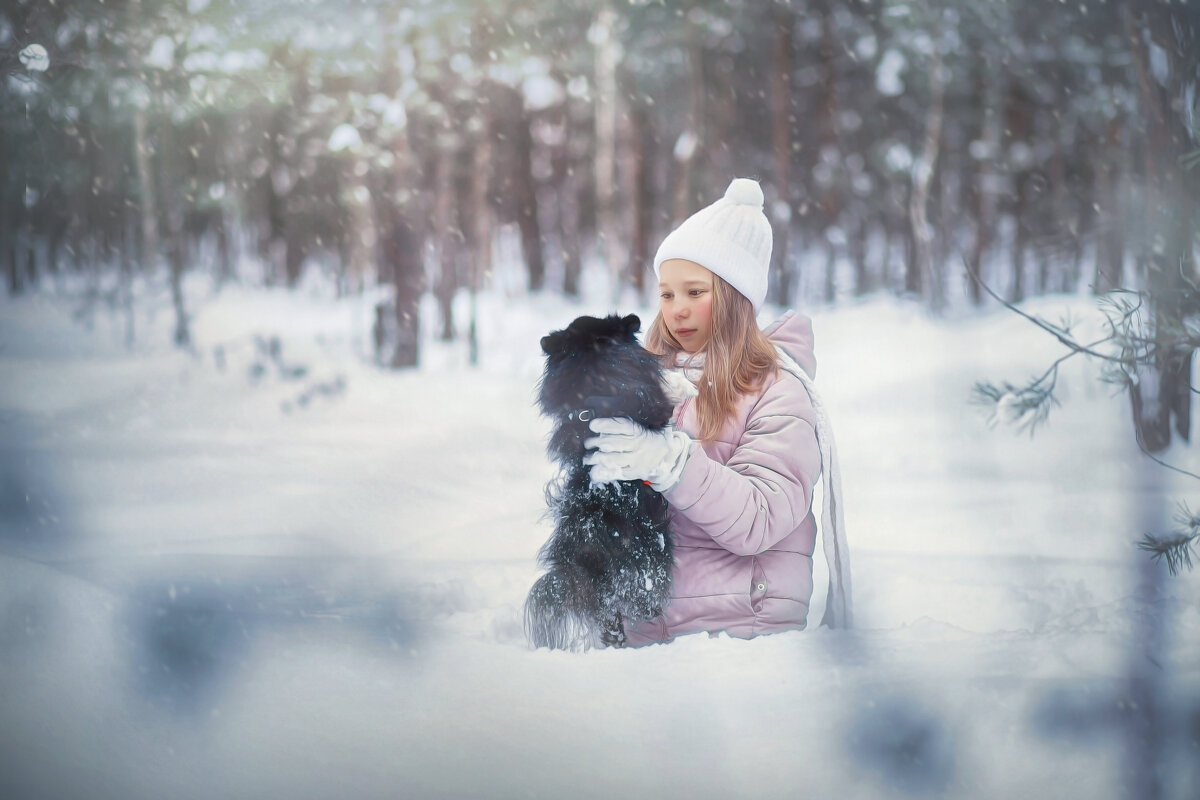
[525,314,675,650]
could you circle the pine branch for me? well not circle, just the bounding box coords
[1138,533,1195,576]
[966,259,1196,463]
[964,256,1200,574]
[967,262,1176,368]
[1136,503,1200,576]
[1173,502,1200,532]
[963,258,1136,364]
[972,370,1060,435]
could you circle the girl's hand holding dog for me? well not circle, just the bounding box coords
[583,418,692,492]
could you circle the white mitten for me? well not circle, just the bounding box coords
[583,417,692,492]
[660,369,699,407]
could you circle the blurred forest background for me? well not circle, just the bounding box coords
[1,6,1198,796]
[1,0,1196,371]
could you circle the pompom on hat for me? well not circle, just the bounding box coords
[653,178,773,310]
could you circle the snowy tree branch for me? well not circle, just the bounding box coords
[966,257,1199,574]
[964,260,1142,364]
[1138,503,1200,575]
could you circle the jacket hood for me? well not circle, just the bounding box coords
[762,310,816,379]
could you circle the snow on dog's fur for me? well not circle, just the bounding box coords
[526,314,675,650]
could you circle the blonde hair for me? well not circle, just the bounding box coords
[646,274,778,441]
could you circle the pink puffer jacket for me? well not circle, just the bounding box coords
[625,312,821,644]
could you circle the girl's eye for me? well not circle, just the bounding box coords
[689,289,705,297]
[660,293,672,300]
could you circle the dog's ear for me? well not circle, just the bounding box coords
[540,332,563,356]
[621,314,641,337]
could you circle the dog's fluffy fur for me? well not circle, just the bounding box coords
[525,314,675,650]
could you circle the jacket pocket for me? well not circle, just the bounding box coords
[750,556,768,615]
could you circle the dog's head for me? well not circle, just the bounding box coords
[538,314,673,461]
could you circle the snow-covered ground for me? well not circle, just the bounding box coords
[1,266,1197,800]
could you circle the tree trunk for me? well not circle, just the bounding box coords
[160,165,189,345]
[1116,8,1199,792]
[627,96,653,294]
[383,213,423,369]
[514,103,545,292]
[818,2,841,305]
[468,12,494,361]
[823,245,836,304]
[284,217,304,287]
[47,209,66,277]
[1048,116,1077,294]
[556,92,584,299]
[214,209,234,287]
[381,122,424,370]
[167,230,189,347]
[903,180,920,296]
[878,220,893,293]
[1124,4,1196,454]
[672,13,704,224]
[261,106,288,286]
[593,5,623,293]
[23,246,37,295]
[2,175,18,295]
[1005,80,1033,305]
[433,138,456,341]
[909,30,945,310]
[967,57,1001,306]
[161,120,190,348]
[1067,136,1092,294]
[338,159,375,296]
[133,108,159,272]
[469,106,492,365]
[119,232,135,348]
[1010,172,1028,304]
[769,4,796,306]
[1094,115,1126,294]
[850,218,868,296]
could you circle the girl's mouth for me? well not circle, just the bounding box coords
[675,328,696,337]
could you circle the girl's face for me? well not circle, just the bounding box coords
[658,258,715,354]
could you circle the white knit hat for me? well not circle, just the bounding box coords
[653,178,773,310]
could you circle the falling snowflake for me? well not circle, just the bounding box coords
[328,124,362,153]
[19,43,49,72]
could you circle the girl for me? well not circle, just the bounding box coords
[584,178,852,644]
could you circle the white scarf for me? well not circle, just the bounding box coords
[669,345,854,629]
[672,351,706,384]
[774,347,854,629]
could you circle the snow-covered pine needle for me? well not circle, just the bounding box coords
[1173,501,1200,532]
[1137,503,1200,576]
[972,377,1058,435]
[1137,533,1197,576]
